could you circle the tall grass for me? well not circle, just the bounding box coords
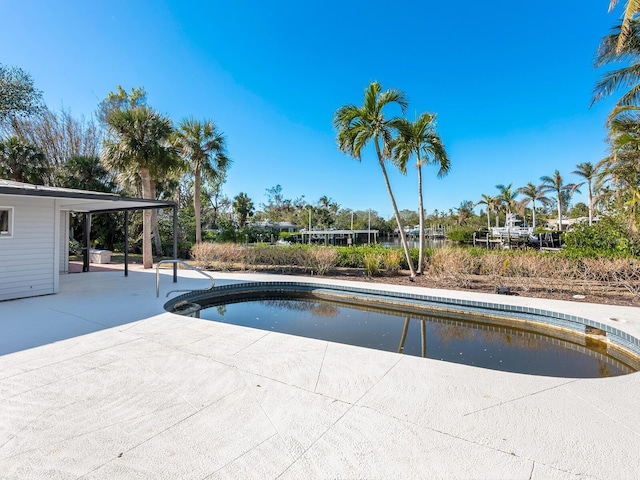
[190,243,640,298]
[426,246,640,297]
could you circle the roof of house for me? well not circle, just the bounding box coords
[0,179,175,213]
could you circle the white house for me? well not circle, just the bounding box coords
[0,179,176,302]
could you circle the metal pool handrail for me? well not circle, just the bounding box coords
[156,259,215,297]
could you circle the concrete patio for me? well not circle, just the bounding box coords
[1,268,639,479]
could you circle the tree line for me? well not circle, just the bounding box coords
[0,73,231,268]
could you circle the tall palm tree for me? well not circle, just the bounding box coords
[517,183,549,230]
[571,162,601,225]
[333,82,416,278]
[101,106,176,268]
[540,171,579,232]
[608,1,640,53]
[175,118,230,244]
[392,112,449,274]
[476,194,499,230]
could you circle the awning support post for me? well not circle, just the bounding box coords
[124,210,129,277]
[173,205,178,283]
[83,213,90,272]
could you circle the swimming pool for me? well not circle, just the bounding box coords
[165,281,640,378]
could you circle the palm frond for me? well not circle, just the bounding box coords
[609,0,640,53]
[592,64,640,105]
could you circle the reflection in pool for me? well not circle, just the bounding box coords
[191,296,638,378]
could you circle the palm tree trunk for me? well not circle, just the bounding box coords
[416,161,425,275]
[588,183,593,226]
[194,165,202,244]
[140,168,153,269]
[532,200,537,230]
[152,214,162,256]
[150,179,162,256]
[557,197,563,232]
[375,140,416,278]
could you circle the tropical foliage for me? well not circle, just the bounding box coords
[0,136,48,184]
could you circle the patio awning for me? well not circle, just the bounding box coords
[0,179,175,212]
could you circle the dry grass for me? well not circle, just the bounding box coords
[190,243,640,305]
[191,242,339,275]
[423,247,640,302]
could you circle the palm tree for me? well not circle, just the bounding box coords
[603,112,640,234]
[392,112,449,274]
[175,118,230,244]
[592,19,640,123]
[540,171,579,232]
[571,162,601,226]
[476,194,499,230]
[0,136,49,184]
[517,183,549,230]
[233,192,254,227]
[495,183,518,226]
[607,1,640,53]
[101,106,176,268]
[334,82,416,278]
[57,155,115,193]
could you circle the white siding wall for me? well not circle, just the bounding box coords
[0,196,56,301]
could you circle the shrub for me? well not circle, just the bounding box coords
[337,245,370,268]
[215,228,239,243]
[363,251,382,276]
[191,242,246,269]
[563,217,639,258]
[191,242,217,268]
[447,228,475,243]
[402,247,421,271]
[383,248,402,273]
[427,247,481,287]
[304,247,339,275]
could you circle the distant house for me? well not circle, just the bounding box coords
[250,220,300,233]
[544,216,598,231]
[0,179,175,301]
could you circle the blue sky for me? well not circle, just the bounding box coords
[1,1,625,219]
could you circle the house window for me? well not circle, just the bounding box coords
[0,207,13,238]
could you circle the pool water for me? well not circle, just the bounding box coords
[196,296,636,378]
